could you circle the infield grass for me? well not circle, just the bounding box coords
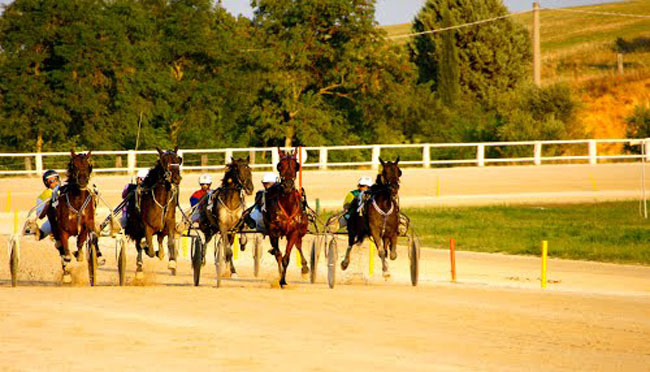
[321,201,650,265]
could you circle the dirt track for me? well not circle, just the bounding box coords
[1,163,649,370]
[1,233,649,371]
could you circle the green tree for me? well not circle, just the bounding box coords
[437,5,460,106]
[410,0,531,102]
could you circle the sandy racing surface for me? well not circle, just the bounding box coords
[1,232,650,371]
[1,162,649,370]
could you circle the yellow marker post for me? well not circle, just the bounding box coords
[436,177,440,197]
[13,209,19,235]
[589,173,598,192]
[369,240,375,276]
[7,191,12,213]
[541,240,548,289]
[233,234,239,261]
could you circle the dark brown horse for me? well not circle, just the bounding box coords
[199,157,254,276]
[343,157,401,277]
[47,150,100,282]
[125,147,182,277]
[263,149,309,287]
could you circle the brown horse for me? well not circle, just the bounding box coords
[343,157,401,277]
[47,150,100,282]
[125,147,182,277]
[199,157,254,276]
[263,149,309,287]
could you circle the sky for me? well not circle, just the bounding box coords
[0,0,622,25]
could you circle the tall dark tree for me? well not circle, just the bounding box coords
[410,0,531,102]
[437,5,460,106]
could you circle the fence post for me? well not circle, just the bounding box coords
[645,139,650,162]
[588,140,597,165]
[422,145,430,168]
[534,142,542,166]
[35,153,43,175]
[476,144,485,167]
[371,145,381,171]
[127,150,136,176]
[271,148,280,169]
[319,147,328,170]
[224,149,233,164]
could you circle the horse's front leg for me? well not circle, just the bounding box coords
[165,224,177,271]
[143,225,156,258]
[76,227,87,262]
[269,235,282,277]
[370,228,389,278]
[220,226,236,276]
[280,234,298,287]
[59,230,72,282]
[341,227,356,271]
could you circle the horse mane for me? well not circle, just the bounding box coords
[66,158,76,184]
[142,160,165,188]
[221,162,239,188]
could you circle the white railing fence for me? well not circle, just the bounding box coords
[0,138,647,176]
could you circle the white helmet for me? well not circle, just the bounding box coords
[262,172,279,184]
[136,169,149,179]
[358,176,373,187]
[199,173,212,185]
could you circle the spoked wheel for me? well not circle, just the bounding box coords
[215,238,223,288]
[192,237,203,287]
[327,237,338,289]
[309,236,318,284]
[408,231,421,287]
[9,236,19,287]
[253,235,262,278]
[87,234,98,287]
[117,235,127,286]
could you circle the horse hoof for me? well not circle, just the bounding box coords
[74,250,84,262]
[231,272,238,279]
[156,250,164,260]
[135,271,144,280]
[382,271,391,279]
[168,260,177,270]
[62,274,72,284]
[98,257,106,266]
[279,280,287,288]
[301,266,310,275]
[341,258,350,271]
[146,249,155,258]
[390,250,397,260]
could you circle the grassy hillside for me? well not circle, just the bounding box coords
[380,1,650,83]
[380,1,650,141]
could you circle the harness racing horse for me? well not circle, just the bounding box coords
[263,149,309,287]
[47,150,100,283]
[342,157,401,278]
[125,147,182,277]
[199,157,254,276]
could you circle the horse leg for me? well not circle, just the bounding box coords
[167,229,177,271]
[135,240,144,278]
[269,235,282,277]
[371,230,389,277]
[227,233,237,276]
[76,227,87,262]
[59,231,72,283]
[220,227,235,276]
[156,233,165,260]
[295,237,309,275]
[389,233,398,261]
[143,226,155,258]
[341,231,356,271]
[280,235,297,287]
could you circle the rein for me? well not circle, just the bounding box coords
[150,183,177,228]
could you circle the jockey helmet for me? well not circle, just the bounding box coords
[199,173,212,185]
[42,169,60,187]
[136,169,149,180]
[358,176,373,187]
[262,172,279,184]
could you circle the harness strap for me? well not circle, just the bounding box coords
[371,198,395,237]
[65,191,93,231]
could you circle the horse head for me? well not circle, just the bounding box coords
[226,157,254,195]
[68,150,93,188]
[378,156,401,197]
[277,148,300,193]
[156,146,183,185]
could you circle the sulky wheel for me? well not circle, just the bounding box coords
[253,235,262,278]
[9,236,19,287]
[117,235,127,286]
[87,234,98,287]
[408,231,421,287]
[309,236,320,284]
[192,237,203,287]
[327,237,337,289]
